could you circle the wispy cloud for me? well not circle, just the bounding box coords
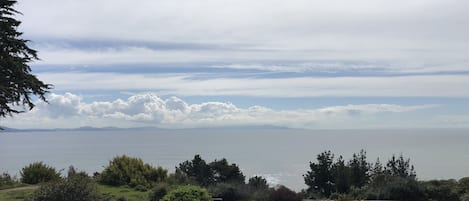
[38,73,469,97]
[18,0,469,74]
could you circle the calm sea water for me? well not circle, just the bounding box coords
[1,128,469,190]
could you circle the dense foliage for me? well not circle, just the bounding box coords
[268,185,301,201]
[0,172,20,189]
[20,162,60,184]
[160,185,212,201]
[98,155,167,188]
[148,183,170,201]
[30,167,100,201]
[0,0,51,118]
[303,150,469,201]
[3,152,469,201]
[176,155,245,186]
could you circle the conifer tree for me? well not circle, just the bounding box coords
[0,0,51,118]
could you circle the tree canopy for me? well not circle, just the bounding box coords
[176,155,245,187]
[0,0,51,118]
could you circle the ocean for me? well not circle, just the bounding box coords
[1,128,468,190]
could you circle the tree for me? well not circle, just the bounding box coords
[176,155,245,186]
[209,158,245,184]
[0,0,51,118]
[176,155,214,186]
[333,156,350,194]
[348,149,369,188]
[385,154,416,178]
[248,176,269,189]
[304,150,335,197]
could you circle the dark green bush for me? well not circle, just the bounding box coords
[208,183,249,201]
[20,162,60,184]
[98,155,168,188]
[148,183,170,201]
[461,193,469,201]
[134,184,148,192]
[30,174,100,201]
[161,185,212,201]
[116,196,128,201]
[269,186,301,201]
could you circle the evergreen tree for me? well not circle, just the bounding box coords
[348,149,370,188]
[176,155,214,186]
[209,158,245,184]
[0,0,51,118]
[333,156,350,193]
[385,154,416,178]
[304,150,335,197]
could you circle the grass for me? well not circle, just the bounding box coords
[0,184,150,201]
[0,189,33,201]
[98,185,150,201]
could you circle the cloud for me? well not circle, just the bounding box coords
[37,73,469,97]
[2,93,437,129]
[15,0,469,73]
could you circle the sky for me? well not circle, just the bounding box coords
[2,0,469,129]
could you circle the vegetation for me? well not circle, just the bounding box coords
[98,155,167,188]
[19,162,60,185]
[0,0,51,119]
[29,168,100,201]
[2,152,469,201]
[97,185,149,201]
[160,185,212,201]
[148,183,169,201]
[268,186,301,201]
[0,189,34,201]
[176,155,245,187]
[0,173,25,190]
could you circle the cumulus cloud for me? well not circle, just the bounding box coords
[2,93,437,129]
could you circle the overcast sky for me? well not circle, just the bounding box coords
[3,0,469,129]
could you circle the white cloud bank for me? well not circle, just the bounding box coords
[2,93,437,129]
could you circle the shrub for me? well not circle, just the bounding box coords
[134,184,148,192]
[116,196,128,201]
[0,172,18,187]
[30,174,100,201]
[269,185,301,201]
[208,183,249,201]
[161,185,212,201]
[20,162,60,184]
[148,183,170,201]
[98,155,167,188]
[380,177,425,201]
[461,193,469,201]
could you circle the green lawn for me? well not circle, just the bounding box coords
[0,185,150,201]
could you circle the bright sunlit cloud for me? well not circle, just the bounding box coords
[2,93,439,129]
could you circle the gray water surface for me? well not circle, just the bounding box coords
[1,129,468,190]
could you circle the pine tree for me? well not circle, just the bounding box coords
[304,150,335,197]
[0,0,51,118]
